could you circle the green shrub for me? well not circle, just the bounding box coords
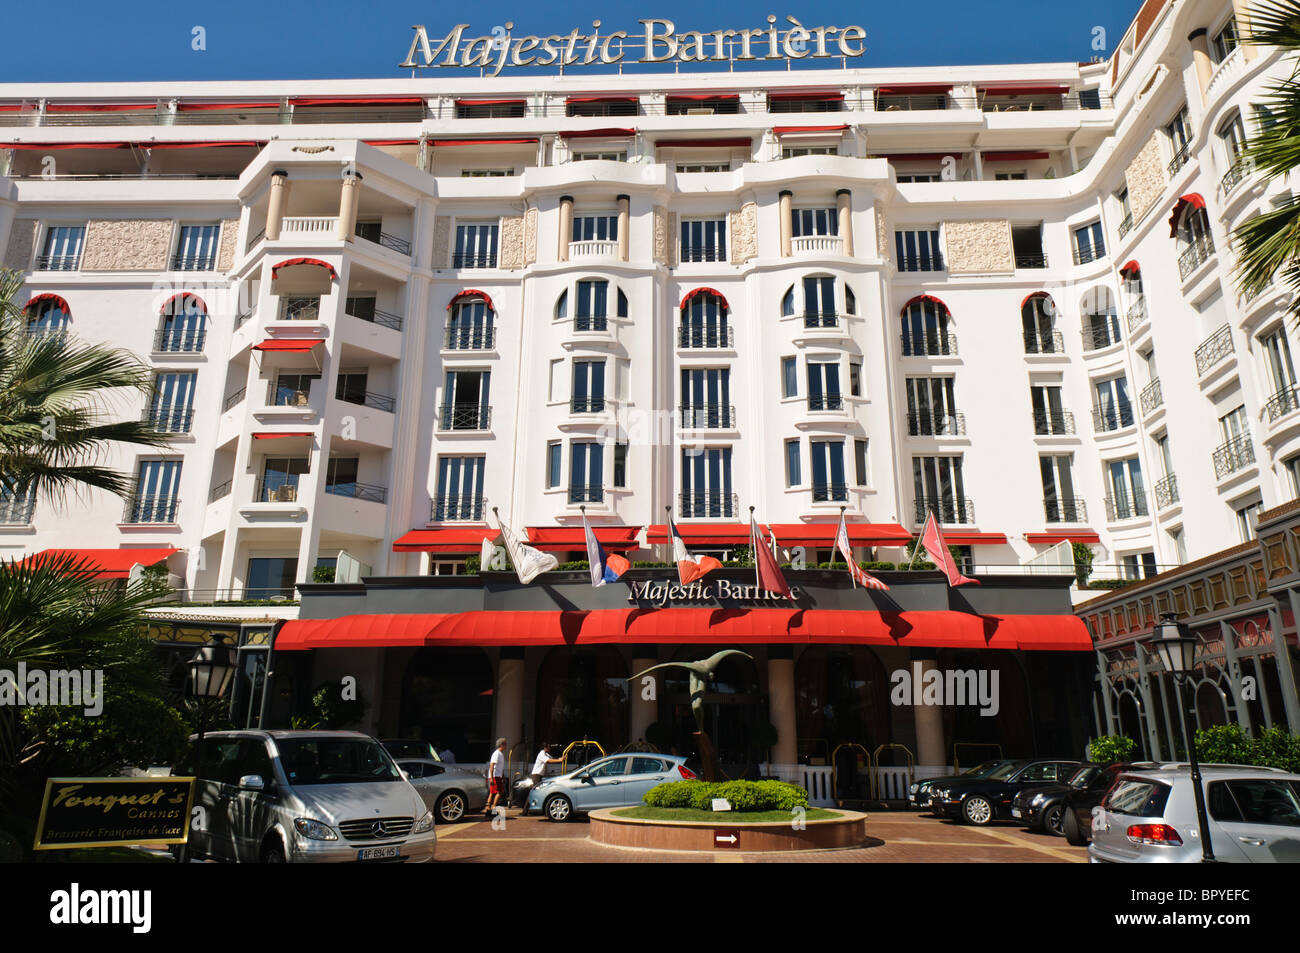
[311,565,335,583]
[1248,726,1300,773]
[642,778,809,812]
[1195,724,1300,772]
[1088,735,1137,763]
[642,779,703,808]
[863,561,896,571]
[1072,542,1096,588]
[1086,579,1136,590]
[464,555,481,574]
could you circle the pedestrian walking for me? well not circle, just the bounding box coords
[486,737,507,813]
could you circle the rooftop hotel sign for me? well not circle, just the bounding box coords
[400,18,867,75]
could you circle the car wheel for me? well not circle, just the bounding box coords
[260,838,286,864]
[1044,803,1066,836]
[436,790,467,823]
[962,796,993,826]
[544,794,573,822]
[1063,807,1088,846]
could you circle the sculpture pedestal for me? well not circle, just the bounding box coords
[695,731,720,782]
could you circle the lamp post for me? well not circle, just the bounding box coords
[186,633,237,739]
[1146,612,1216,862]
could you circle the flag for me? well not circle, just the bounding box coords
[836,511,888,591]
[751,514,793,599]
[479,534,497,570]
[583,512,629,587]
[920,512,979,587]
[494,513,558,584]
[768,528,788,562]
[669,516,722,586]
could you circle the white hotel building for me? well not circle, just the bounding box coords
[0,0,1283,596]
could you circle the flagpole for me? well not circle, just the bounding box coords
[749,504,759,591]
[908,512,927,570]
[840,505,855,587]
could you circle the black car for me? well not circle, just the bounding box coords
[930,759,1080,825]
[908,760,1018,811]
[1010,763,1102,835]
[1056,761,1155,844]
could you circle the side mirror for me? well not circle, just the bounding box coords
[579,775,593,784]
[238,775,265,792]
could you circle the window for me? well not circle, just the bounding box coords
[681,447,733,517]
[446,294,495,349]
[575,279,609,331]
[680,368,731,428]
[895,229,944,271]
[613,442,627,488]
[802,275,836,326]
[782,357,797,397]
[896,172,941,183]
[272,371,320,407]
[1072,220,1105,264]
[666,96,740,116]
[617,289,628,318]
[354,221,382,244]
[434,456,485,520]
[1083,293,1121,350]
[546,442,562,489]
[845,286,856,315]
[0,483,35,525]
[37,225,85,270]
[810,440,847,501]
[1220,405,1249,443]
[912,456,969,524]
[127,459,182,523]
[854,439,868,486]
[849,361,862,397]
[1022,294,1059,354]
[572,215,618,241]
[1236,500,1261,542]
[1041,456,1080,522]
[906,377,959,436]
[1012,225,1047,268]
[680,219,727,263]
[1260,327,1298,396]
[344,295,375,322]
[1286,455,1300,499]
[571,360,606,414]
[324,457,361,498]
[1107,457,1147,520]
[246,557,298,599]
[1031,385,1069,434]
[461,168,513,177]
[1212,17,1240,62]
[782,145,837,158]
[335,371,369,405]
[441,370,490,430]
[1218,113,1248,165]
[1094,376,1133,430]
[571,151,626,162]
[173,224,220,270]
[792,207,838,237]
[149,371,196,434]
[901,297,954,356]
[1116,187,1132,231]
[785,440,801,487]
[25,297,71,336]
[260,456,309,502]
[676,163,730,173]
[1155,433,1175,478]
[1121,552,1158,580]
[1169,528,1188,564]
[457,101,525,119]
[679,291,729,348]
[1167,106,1193,170]
[157,294,207,352]
[806,360,842,411]
[570,442,604,502]
[454,223,498,268]
[995,171,1027,181]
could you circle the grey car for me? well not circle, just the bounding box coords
[1089,763,1300,863]
[397,758,489,822]
[527,753,696,821]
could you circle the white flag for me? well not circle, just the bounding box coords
[495,515,558,584]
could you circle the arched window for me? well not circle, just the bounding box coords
[157,293,208,353]
[554,289,568,320]
[575,279,609,331]
[1120,261,1145,326]
[1081,286,1120,351]
[1170,194,1214,277]
[679,289,730,348]
[446,290,495,350]
[1021,292,1059,354]
[781,285,795,317]
[845,285,857,315]
[900,295,953,356]
[23,294,70,336]
[617,288,628,318]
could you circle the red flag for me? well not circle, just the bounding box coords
[920,512,979,587]
[837,511,888,590]
[751,515,793,599]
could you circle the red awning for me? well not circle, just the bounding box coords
[876,85,952,95]
[23,547,177,579]
[176,101,280,111]
[289,96,425,107]
[456,99,527,106]
[644,523,751,545]
[252,432,313,439]
[979,85,1069,96]
[527,526,642,552]
[656,137,753,148]
[559,128,636,139]
[4,142,131,150]
[364,139,420,147]
[143,141,261,149]
[566,96,639,104]
[773,125,849,136]
[271,258,337,280]
[769,91,845,101]
[679,287,729,310]
[1119,260,1141,278]
[1025,532,1102,545]
[666,93,741,102]
[276,614,454,650]
[1021,291,1052,308]
[393,528,498,553]
[24,293,70,312]
[45,102,155,112]
[447,289,494,311]
[1169,194,1207,237]
[430,138,538,147]
[901,293,949,312]
[937,533,1009,545]
[252,339,322,352]
[643,523,912,546]
[159,292,207,314]
[0,104,34,112]
[983,151,1051,162]
[981,615,1093,651]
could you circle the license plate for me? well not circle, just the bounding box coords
[1010,808,1021,818]
[358,845,400,861]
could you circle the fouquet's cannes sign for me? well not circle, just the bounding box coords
[401,18,867,75]
[33,778,196,850]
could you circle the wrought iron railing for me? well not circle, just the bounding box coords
[679,405,736,428]
[0,497,35,524]
[324,480,388,504]
[208,480,232,503]
[153,328,206,352]
[1168,142,1193,175]
[803,311,839,329]
[1265,384,1300,422]
[1081,320,1121,351]
[808,394,845,412]
[337,390,395,413]
[142,408,194,434]
[1178,237,1214,279]
[1014,252,1048,269]
[1044,498,1087,523]
[1117,213,1134,239]
[452,252,496,268]
[123,496,180,523]
[1213,435,1255,478]
[254,479,303,504]
[897,253,945,272]
[444,324,496,349]
[347,307,403,331]
[574,314,608,332]
[1073,245,1105,265]
[359,231,411,256]
[33,254,81,271]
[907,411,966,436]
[1023,330,1065,355]
[1153,475,1179,509]
[914,498,975,524]
[1139,378,1164,416]
[1219,157,1254,198]
[431,495,486,521]
[901,331,957,357]
[1126,297,1148,332]
[279,296,321,322]
[169,254,216,271]
[222,387,246,412]
[1105,493,1149,521]
[438,403,492,430]
[677,324,734,349]
[679,245,727,263]
[679,490,738,518]
[812,483,849,502]
[1033,410,1075,435]
[1194,324,1233,376]
[1092,402,1135,432]
[570,396,607,414]
[568,484,605,503]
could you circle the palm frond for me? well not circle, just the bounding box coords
[1243,1,1300,49]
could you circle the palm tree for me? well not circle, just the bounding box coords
[1233,3,1300,313]
[0,268,169,507]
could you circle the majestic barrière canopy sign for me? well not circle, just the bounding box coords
[401,17,867,74]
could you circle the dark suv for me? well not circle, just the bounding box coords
[1012,762,1145,836]
[930,759,1080,825]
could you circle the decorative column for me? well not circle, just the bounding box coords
[778,190,793,258]
[768,647,797,765]
[1231,0,1257,61]
[912,653,946,768]
[629,648,658,747]
[835,189,853,257]
[336,170,362,241]
[1188,29,1215,101]
[616,194,630,262]
[557,195,574,262]
[265,170,289,242]
[494,649,525,753]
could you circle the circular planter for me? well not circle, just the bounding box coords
[588,808,869,853]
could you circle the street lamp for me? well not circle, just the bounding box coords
[186,633,237,739]
[1146,612,1216,862]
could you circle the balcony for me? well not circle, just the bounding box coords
[337,390,395,413]
[914,498,975,524]
[901,331,957,358]
[802,311,839,329]
[680,490,738,518]
[1194,324,1233,376]
[1072,245,1105,266]
[807,395,845,412]
[568,239,619,259]
[438,403,492,431]
[1168,143,1192,176]
[153,328,206,353]
[280,216,337,238]
[570,396,607,414]
[1022,330,1064,355]
[444,324,496,350]
[222,387,247,412]
[266,382,314,408]
[345,304,403,331]
[1219,157,1255,199]
[791,235,844,256]
[1044,498,1087,523]
[1178,238,1215,280]
[677,325,734,349]
[451,252,496,269]
[680,405,736,429]
[208,481,232,503]
[907,410,966,436]
[1153,474,1179,509]
[143,408,194,435]
[1266,384,1300,422]
[0,497,35,525]
[1139,379,1163,417]
[679,245,727,264]
[897,253,945,272]
[1092,403,1135,433]
[324,480,388,504]
[574,314,609,333]
[875,93,949,111]
[1081,321,1121,352]
[812,483,849,503]
[254,480,302,504]
[1213,434,1255,479]
[358,230,411,257]
[569,484,605,504]
[432,495,486,521]
[123,496,180,524]
[1014,252,1048,269]
[1033,410,1075,435]
[1126,298,1148,333]
[1105,493,1149,521]
[33,254,81,271]
[1117,214,1134,239]
[169,254,216,271]
[279,296,322,322]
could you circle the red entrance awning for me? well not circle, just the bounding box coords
[983,151,1051,162]
[271,258,337,280]
[1168,193,1207,237]
[252,339,322,352]
[456,99,526,107]
[679,287,729,310]
[769,91,845,101]
[276,613,454,650]
[527,526,642,552]
[393,528,498,553]
[666,93,741,102]
[23,547,177,579]
[876,85,952,95]
[978,85,1069,96]
[565,96,639,104]
[45,102,155,112]
[144,141,261,149]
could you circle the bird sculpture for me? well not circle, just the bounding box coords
[630,650,755,737]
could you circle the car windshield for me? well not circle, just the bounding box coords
[962,760,1001,777]
[985,761,1028,781]
[277,738,402,785]
[382,740,439,761]
[1069,767,1099,787]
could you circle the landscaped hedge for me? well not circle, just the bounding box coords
[642,779,809,812]
[1196,725,1300,773]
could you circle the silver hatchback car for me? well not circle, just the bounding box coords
[527,753,696,821]
[1089,763,1300,863]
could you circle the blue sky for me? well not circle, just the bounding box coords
[4,1,1144,83]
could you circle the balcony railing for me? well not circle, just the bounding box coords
[0,497,35,525]
[1023,330,1065,355]
[324,481,388,504]
[914,498,975,524]
[1092,403,1135,432]
[1168,143,1193,176]
[569,239,619,259]
[807,394,845,412]
[1219,157,1255,198]
[153,328,206,353]
[897,253,945,272]
[677,325,734,349]
[360,231,411,256]
[791,235,844,256]
[347,306,403,331]
[680,490,738,518]
[451,252,497,269]
[1178,237,1215,279]
[1105,493,1149,521]
[337,390,395,413]
[438,403,492,430]
[802,311,839,329]
[1213,434,1255,478]
[1194,324,1233,376]
[246,227,266,250]
[1139,378,1164,416]
[812,483,849,502]
[444,324,496,350]
[143,408,194,434]
[1033,410,1075,435]
[679,245,727,263]
[1117,213,1134,239]
[1126,297,1148,332]
[1266,384,1300,422]
[1072,245,1105,266]
[267,382,315,408]
[907,411,966,436]
[431,495,486,521]
[570,396,607,414]
[569,484,605,504]
[1153,474,1179,509]
[208,480,232,504]
[280,216,336,237]
[222,387,247,412]
[279,296,321,322]
[169,254,216,271]
[123,496,180,524]
[254,480,303,504]
[1014,252,1048,269]
[1044,498,1087,523]
[1081,320,1121,351]
[575,314,608,332]
[33,254,81,271]
[901,331,957,357]
[680,405,736,429]
[875,93,949,111]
